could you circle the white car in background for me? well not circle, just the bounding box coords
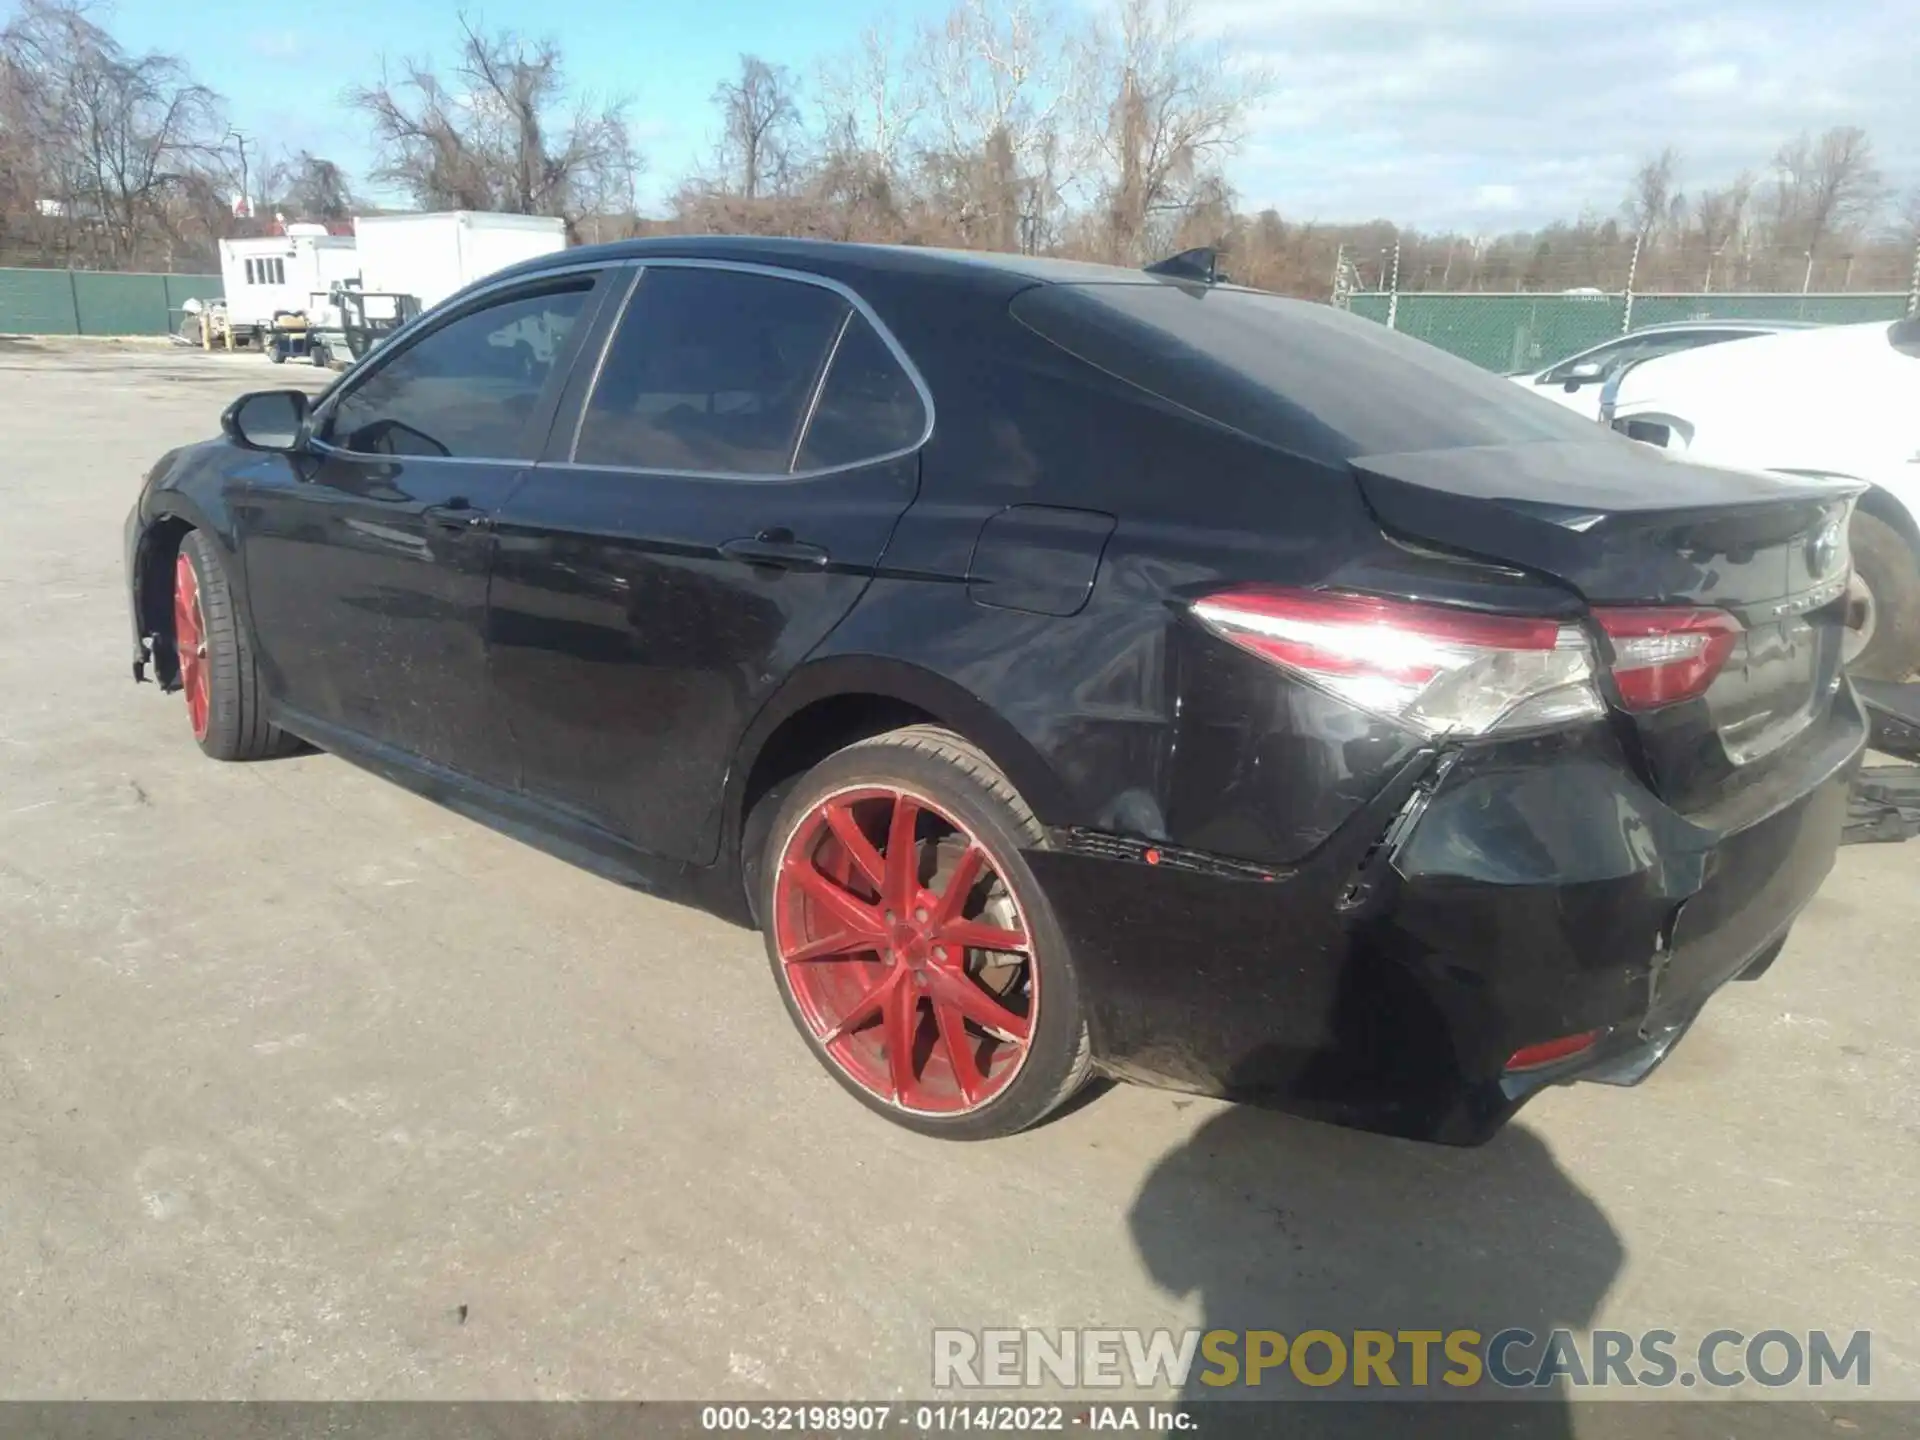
[1605,317,1920,680]
[1511,319,1813,421]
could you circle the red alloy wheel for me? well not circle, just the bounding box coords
[172,552,211,742]
[772,785,1036,1114]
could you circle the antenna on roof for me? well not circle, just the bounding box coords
[1143,246,1227,284]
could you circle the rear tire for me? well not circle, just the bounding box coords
[758,725,1092,1139]
[174,530,302,761]
[1849,512,1920,682]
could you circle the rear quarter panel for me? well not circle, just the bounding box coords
[788,294,1568,868]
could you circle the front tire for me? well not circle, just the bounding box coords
[759,726,1092,1139]
[173,530,301,761]
[1848,512,1920,681]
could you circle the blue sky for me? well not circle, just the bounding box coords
[107,0,1920,232]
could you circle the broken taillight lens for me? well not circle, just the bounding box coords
[1190,587,1604,738]
[1593,607,1742,711]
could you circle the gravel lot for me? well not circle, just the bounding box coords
[0,338,1915,1424]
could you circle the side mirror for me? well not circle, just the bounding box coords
[221,389,310,453]
[1562,360,1604,389]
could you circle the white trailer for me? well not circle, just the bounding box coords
[350,211,567,313]
[216,225,359,343]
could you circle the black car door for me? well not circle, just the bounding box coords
[237,270,608,779]
[486,261,929,864]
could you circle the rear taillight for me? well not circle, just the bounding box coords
[1190,587,1604,738]
[1594,607,1742,711]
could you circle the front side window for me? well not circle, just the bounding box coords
[322,281,592,459]
[575,267,848,475]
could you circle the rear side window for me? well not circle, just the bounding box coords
[576,267,849,475]
[1014,283,1605,459]
[796,313,927,470]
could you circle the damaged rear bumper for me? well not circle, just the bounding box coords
[1026,693,1866,1146]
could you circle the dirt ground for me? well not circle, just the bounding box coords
[0,337,1914,1425]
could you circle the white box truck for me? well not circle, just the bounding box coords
[351,211,568,313]
[215,224,360,345]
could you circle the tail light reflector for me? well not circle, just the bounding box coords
[1594,607,1742,711]
[1505,1030,1602,1072]
[1190,587,1604,738]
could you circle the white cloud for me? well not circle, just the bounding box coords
[246,30,303,60]
[1198,0,1920,228]
[1668,62,1741,96]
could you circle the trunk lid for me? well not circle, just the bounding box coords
[1351,440,1862,809]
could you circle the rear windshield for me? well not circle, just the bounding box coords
[1012,282,1606,460]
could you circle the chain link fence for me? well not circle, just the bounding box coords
[1345,290,1915,373]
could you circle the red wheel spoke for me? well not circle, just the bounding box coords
[783,929,882,963]
[937,916,1029,955]
[924,965,1030,1044]
[883,794,920,913]
[775,784,1040,1117]
[786,856,887,940]
[930,843,986,928]
[934,1000,984,1104]
[822,801,886,894]
[174,555,210,741]
[883,978,922,1102]
[823,969,898,1043]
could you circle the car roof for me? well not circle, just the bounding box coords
[1625,318,1819,334]
[522,234,1163,292]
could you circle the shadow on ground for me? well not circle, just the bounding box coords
[1129,1065,1620,1439]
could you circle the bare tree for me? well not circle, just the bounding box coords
[349,15,639,237]
[1,0,225,267]
[915,0,1078,252]
[1623,146,1683,248]
[815,20,923,179]
[711,55,803,201]
[1085,0,1266,265]
[281,151,354,222]
[1769,126,1885,265]
[1689,172,1752,290]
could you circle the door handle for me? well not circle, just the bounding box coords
[423,499,492,532]
[719,530,830,570]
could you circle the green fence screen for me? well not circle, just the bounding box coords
[1348,291,1913,372]
[0,268,225,336]
[6,267,1913,362]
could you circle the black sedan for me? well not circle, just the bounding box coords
[125,238,1867,1143]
